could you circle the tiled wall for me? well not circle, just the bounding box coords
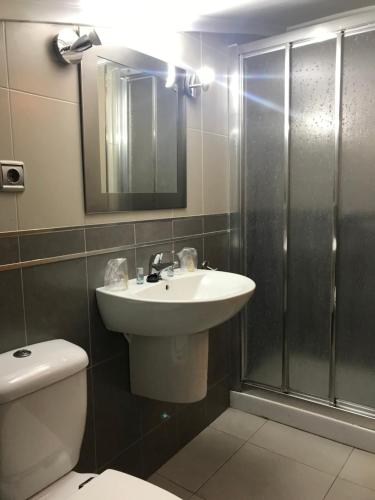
[0,22,230,230]
[0,20,233,478]
[0,213,231,476]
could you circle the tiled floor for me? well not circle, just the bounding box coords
[148,408,375,500]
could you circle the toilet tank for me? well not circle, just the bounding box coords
[0,339,89,500]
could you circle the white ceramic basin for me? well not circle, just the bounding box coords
[96,269,255,337]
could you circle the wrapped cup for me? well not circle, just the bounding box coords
[177,247,198,272]
[104,258,128,290]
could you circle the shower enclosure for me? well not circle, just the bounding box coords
[236,10,375,421]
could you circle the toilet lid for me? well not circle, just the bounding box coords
[67,469,181,499]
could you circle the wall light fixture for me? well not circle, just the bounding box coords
[54,28,102,64]
[185,66,215,97]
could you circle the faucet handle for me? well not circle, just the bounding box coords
[202,260,218,271]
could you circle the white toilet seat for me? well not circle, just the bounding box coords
[31,469,180,500]
[67,469,180,500]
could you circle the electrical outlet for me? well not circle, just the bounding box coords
[0,161,25,192]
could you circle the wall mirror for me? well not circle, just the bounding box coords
[80,45,186,212]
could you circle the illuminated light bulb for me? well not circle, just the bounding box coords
[197,66,215,87]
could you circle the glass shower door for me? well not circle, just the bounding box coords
[244,49,285,389]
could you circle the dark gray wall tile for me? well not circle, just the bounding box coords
[0,269,26,353]
[85,223,134,251]
[204,232,230,271]
[20,229,84,261]
[229,313,242,391]
[0,215,233,477]
[174,236,203,269]
[75,369,97,473]
[142,417,179,478]
[206,377,229,425]
[100,440,144,479]
[87,250,135,365]
[177,398,207,448]
[136,242,173,276]
[135,220,172,244]
[0,236,19,265]
[204,213,229,233]
[230,211,240,230]
[173,217,203,238]
[22,258,90,355]
[208,321,230,388]
[93,355,141,468]
[140,397,177,435]
[229,228,241,274]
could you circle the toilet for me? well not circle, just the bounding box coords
[0,339,179,500]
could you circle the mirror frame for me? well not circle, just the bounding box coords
[79,45,187,213]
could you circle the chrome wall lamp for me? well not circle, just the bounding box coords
[54,28,101,64]
[185,66,215,98]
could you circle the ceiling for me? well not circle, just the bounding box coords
[196,0,375,35]
[0,0,375,38]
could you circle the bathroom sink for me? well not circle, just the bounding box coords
[96,270,255,336]
[96,269,255,403]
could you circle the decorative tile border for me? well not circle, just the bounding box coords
[0,214,231,272]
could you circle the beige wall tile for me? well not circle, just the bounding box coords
[174,128,203,218]
[0,87,17,232]
[0,88,13,158]
[6,22,79,103]
[180,33,202,131]
[201,43,228,136]
[0,22,8,88]
[203,132,229,214]
[0,195,18,231]
[11,91,85,229]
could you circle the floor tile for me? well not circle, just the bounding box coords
[340,449,375,491]
[326,479,375,500]
[249,420,352,475]
[148,473,192,499]
[210,408,265,441]
[198,444,334,500]
[157,427,244,492]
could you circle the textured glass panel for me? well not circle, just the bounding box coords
[336,31,375,408]
[244,50,285,388]
[287,40,336,399]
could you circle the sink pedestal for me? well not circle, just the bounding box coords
[127,331,209,403]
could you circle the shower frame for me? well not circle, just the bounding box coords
[231,7,375,422]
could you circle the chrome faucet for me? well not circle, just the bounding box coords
[202,260,218,271]
[148,251,176,276]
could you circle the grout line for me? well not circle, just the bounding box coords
[9,87,79,106]
[322,448,354,499]
[0,230,229,272]
[209,419,267,443]
[246,440,341,478]
[2,21,9,89]
[151,474,196,496]
[192,430,250,495]
[19,266,28,346]
[82,233,96,476]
